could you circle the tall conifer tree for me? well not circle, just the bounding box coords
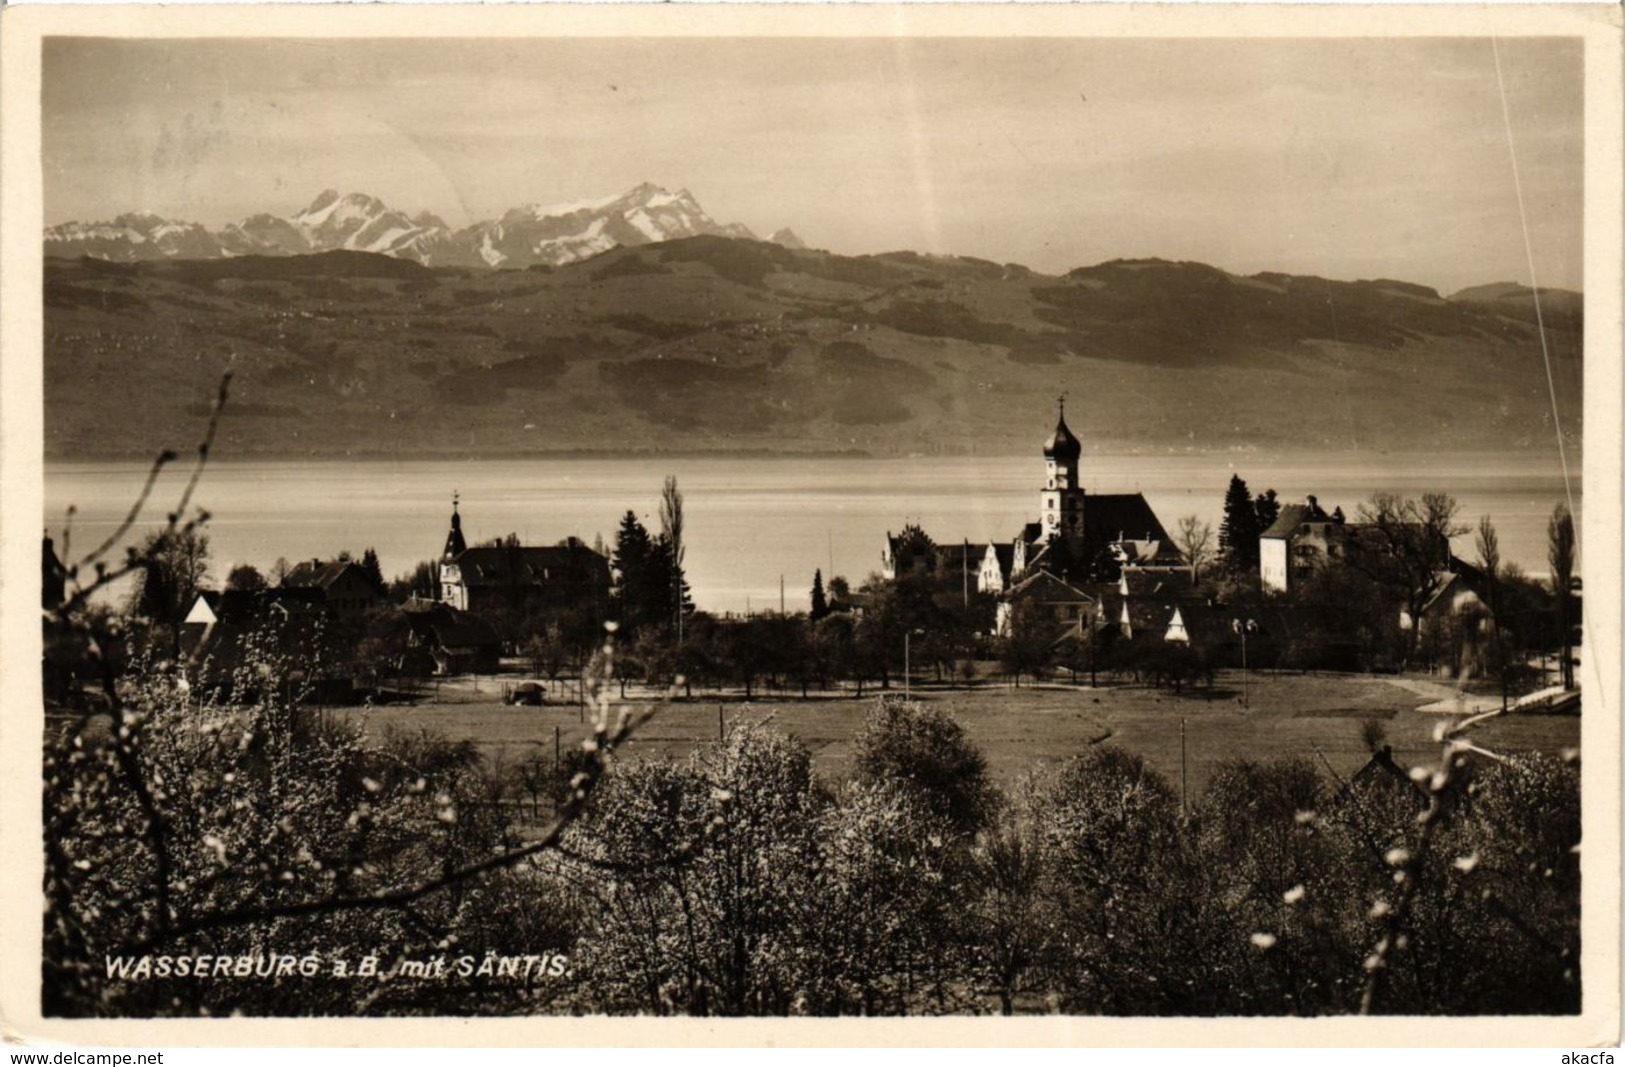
[1219,474,1261,573]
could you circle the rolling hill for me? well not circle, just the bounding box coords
[42,238,1584,459]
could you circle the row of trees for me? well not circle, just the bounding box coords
[47,652,1581,1017]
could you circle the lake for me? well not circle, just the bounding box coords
[44,451,1578,615]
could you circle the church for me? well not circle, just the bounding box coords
[882,401,1183,596]
[1004,400,1183,586]
[436,495,611,623]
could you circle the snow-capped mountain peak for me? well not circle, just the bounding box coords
[769,228,807,250]
[45,184,771,269]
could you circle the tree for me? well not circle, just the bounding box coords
[128,527,210,628]
[224,562,266,592]
[1001,599,1052,687]
[1175,515,1214,583]
[810,613,857,694]
[659,476,691,636]
[1352,491,1465,666]
[963,821,1054,1014]
[1494,563,1556,685]
[611,510,657,634]
[1218,474,1261,575]
[360,547,386,593]
[389,559,439,604]
[852,698,997,835]
[1291,560,1395,672]
[809,569,829,621]
[1036,747,1193,1014]
[270,556,292,586]
[612,507,689,640]
[1476,515,1508,700]
[1548,503,1576,689]
[1253,488,1281,535]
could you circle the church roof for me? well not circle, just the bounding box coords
[452,543,609,588]
[443,499,468,560]
[1080,493,1172,547]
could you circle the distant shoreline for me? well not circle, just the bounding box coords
[43,444,1584,466]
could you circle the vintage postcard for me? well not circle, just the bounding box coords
[1,2,1620,1048]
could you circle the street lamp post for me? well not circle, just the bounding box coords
[1232,617,1258,708]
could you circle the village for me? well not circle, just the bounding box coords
[39,397,1588,1019]
[41,402,1582,797]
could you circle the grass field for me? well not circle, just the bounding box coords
[328,670,1580,798]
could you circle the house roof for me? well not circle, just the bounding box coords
[1008,569,1094,605]
[985,543,1016,576]
[283,558,373,592]
[1121,570,1196,598]
[406,605,501,651]
[185,592,339,681]
[195,587,329,624]
[1261,499,1334,539]
[452,544,609,587]
[1110,596,1171,635]
[1338,746,1428,808]
[935,542,988,571]
[1115,538,1184,567]
[1420,560,1491,617]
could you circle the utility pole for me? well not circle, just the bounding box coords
[718,704,725,742]
[780,575,785,616]
[1180,718,1188,818]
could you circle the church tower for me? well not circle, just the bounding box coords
[439,493,468,610]
[1039,399,1086,547]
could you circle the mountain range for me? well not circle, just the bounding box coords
[42,230,1583,460]
[44,184,784,269]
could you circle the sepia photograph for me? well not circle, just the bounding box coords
[1,2,1620,1045]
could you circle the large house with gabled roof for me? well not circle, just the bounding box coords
[436,496,611,630]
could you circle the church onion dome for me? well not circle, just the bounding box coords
[1044,408,1082,463]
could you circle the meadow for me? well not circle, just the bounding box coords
[331,669,1580,798]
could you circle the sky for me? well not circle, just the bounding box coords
[42,35,1584,294]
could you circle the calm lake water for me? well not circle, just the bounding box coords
[45,452,1578,615]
